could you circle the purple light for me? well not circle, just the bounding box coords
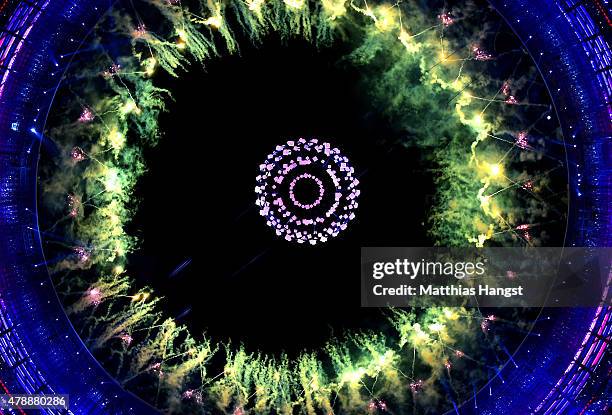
[119,332,133,346]
[472,45,494,61]
[102,63,121,78]
[502,82,511,96]
[74,246,91,263]
[438,12,454,27]
[255,138,360,245]
[86,287,102,306]
[70,146,87,162]
[78,107,95,123]
[515,131,529,149]
[132,24,147,38]
[289,173,324,210]
[505,95,518,105]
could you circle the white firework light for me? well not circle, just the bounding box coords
[256,138,360,244]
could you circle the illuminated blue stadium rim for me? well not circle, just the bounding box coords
[0,0,608,414]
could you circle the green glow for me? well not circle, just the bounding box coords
[41,0,563,413]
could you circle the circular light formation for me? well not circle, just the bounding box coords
[289,173,325,210]
[256,138,359,244]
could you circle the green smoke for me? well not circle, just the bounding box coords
[40,0,564,413]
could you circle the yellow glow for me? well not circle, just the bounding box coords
[176,29,187,49]
[487,163,503,178]
[399,29,422,54]
[104,169,122,193]
[453,77,466,89]
[204,16,222,28]
[413,323,430,344]
[114,242,126,257]
[142,57,157,76]
[310,374,320,390]
[321,0,347,19]
[284,0,305,9]
[341,367,366,384]
[373,350,395,373]
[108,129,126,152]
[429,322,444,332]
[131,292,150,302]
[350,2,376,21]
[480,194,491,208]
[491,204,501,217]
[443,309,458,319]
[121,101,141,115]
[203,4,223,28]
[374,6,398,32]
[247,0,265,11]
[473,224,495,247]
[108,213,120,226]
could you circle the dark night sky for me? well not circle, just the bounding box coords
[128,34,433,354]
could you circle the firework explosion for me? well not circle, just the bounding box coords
[256,138,359,244]
[38,0,566,413]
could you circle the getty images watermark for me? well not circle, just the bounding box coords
[361,248,612,307]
